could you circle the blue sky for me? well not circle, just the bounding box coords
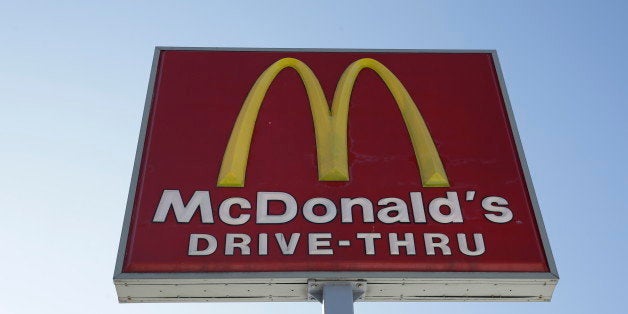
[1,1,626,313]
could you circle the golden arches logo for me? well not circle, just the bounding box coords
[217,58,449,188]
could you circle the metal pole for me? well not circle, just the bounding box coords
[322,283,355,314]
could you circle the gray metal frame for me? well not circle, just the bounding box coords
[114,47,558,303]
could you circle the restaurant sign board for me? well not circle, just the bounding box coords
[114,48,558,303]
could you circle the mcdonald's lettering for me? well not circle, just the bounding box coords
[217,58,449,188]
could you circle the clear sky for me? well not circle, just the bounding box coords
[1,1,626,313]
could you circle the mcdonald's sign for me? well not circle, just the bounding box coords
[114,48,558,303]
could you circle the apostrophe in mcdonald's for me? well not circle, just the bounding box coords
[217,58,449,188]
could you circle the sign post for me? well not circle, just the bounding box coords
[321,283,355,314]
[114,48,558,305]
[307,280,366,314]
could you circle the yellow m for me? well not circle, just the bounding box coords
[217,58,449,188]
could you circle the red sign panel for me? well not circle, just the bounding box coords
[115,49,556,299]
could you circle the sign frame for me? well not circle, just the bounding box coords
[113,47,558,303]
